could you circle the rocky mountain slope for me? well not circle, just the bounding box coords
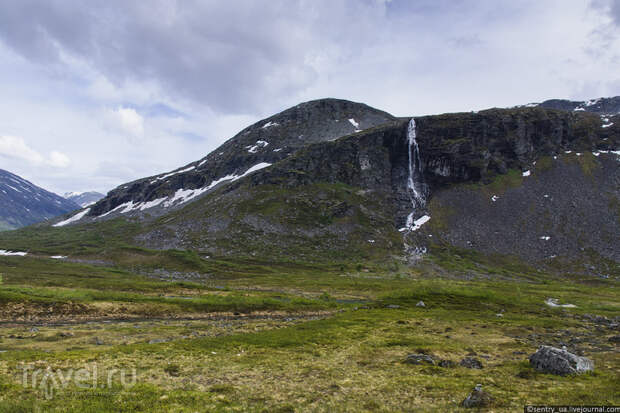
[83,99,395,221]
[64,191,105,208]
[4,97,619,273]
[0,169,79,231]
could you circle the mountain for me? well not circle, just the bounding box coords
[78,98,395,220]
[0,169,79,231]
[2,97,619,275]
[533,96,620,115]
[64,191,105,208]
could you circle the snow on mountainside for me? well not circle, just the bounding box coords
[0,169,79,231]
[55,98,396,226]
[64,191,105,208]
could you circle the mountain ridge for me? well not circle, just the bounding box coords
[0,169,79,231]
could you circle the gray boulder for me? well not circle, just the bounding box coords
[529,346,594,375]
[460,357,483,369]
[461,384,493,408]
[404,353,435,365]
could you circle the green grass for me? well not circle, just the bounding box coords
[0,250,617,411]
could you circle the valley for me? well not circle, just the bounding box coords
[0,251,617,411]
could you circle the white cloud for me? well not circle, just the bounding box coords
[0,135,70,168]
[104,106,144,137]
[48,150,71,168]
[0,135,44,164]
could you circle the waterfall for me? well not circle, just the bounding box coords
[403,118,427,230]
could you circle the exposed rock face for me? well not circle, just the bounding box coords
[529,346,594,375]
[0,169,79,230]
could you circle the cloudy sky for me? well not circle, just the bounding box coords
[0,0,618,195]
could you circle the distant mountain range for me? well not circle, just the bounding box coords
[0,169,79,231]
[64,191,105,208]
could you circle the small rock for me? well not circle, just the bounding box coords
[386,304,401,309]
[94,337,104,345]
[438,359,456,368]
[404,353,435,365]
[529,345,594,375]
[460,357,483,369]
[59,332,74,338]
[608,335,620,343]
[29,327,39,333]
[416,301,426,307]
[461,384,493,408]
[149,338,168,344]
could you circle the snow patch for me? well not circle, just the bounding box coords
[602,123,613,128]
[151,166,196,184]
[164,162,273,208]
[262,121,279,129]
[522,170,531,177]
[50,255,67,259]
[273,148,283,152]
[540,236,550,241]
[348,118,360,130]
[491,195,499,202]
[545,298,576,308]
[139,197,167,211]
[247,140,269,153]
[53,208,91,227]
[0,250,27,256]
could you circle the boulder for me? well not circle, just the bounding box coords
[404,354,435,365]
[529,346,594,375]
[460,357,483,369]
[461,384,493,408]
[416,301,426,307]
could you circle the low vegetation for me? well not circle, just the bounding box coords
[0,250,617,411]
